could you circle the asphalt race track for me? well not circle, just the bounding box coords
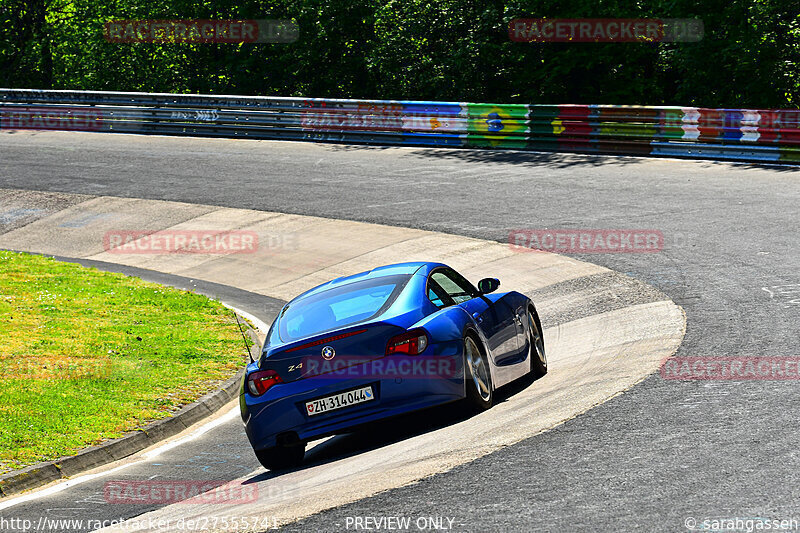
[1,131,799,532]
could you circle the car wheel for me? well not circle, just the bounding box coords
[255,444,305,471]
[528,307,547,378]
[464,334,493,410]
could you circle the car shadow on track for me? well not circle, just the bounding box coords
[242,373,543,482]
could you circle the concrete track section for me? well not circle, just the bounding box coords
[0,188,683,531]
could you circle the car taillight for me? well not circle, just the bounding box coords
[247,370,283,396]
[386,329,429,355]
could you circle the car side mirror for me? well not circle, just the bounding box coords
[477,278,500,294]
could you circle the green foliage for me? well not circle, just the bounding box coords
[0,250,252,473]
[0,0,797,107]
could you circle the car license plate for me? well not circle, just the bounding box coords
[305,386,374,417]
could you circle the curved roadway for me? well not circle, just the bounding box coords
[1,131,799,531]
[0,189,682,530]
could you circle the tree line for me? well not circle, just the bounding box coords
[1,0,797,108]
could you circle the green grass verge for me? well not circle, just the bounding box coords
[0,250,253,475]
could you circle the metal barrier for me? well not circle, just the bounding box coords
[1,89,798,163]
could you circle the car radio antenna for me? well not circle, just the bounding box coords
[233,311,255,363]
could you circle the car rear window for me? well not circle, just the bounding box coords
[278,274,412,342]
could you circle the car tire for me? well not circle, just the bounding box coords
[464,334,493,410]
[528,306,547,379]
[255,444,305,471]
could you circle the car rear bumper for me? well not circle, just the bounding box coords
[240,354,465,451]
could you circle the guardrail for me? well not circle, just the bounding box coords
[1,89,798,163]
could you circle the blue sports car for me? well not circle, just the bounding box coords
[239,261,546,470]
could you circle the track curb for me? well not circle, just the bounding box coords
[0,320,260,499]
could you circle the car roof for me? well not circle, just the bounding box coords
[290,261,446,303]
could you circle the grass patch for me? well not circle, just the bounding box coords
[0,250,253,474]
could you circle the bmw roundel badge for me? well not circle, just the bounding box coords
[321,345,335,360]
